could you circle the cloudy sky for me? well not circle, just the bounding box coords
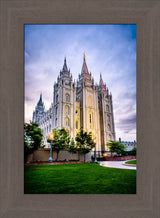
[25,24,136,142]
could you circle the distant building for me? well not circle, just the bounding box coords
[119,138,136,151]
[32,54,116,150]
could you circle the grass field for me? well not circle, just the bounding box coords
[125,160,136,165]
[24,163,136,194]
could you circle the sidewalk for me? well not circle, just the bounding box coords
[99,161,136,170]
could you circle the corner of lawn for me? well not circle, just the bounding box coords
[125,160,136,165]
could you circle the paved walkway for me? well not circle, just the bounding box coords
[99,161,136,170]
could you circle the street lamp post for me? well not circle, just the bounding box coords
[94,139,98,163]
[48,132,55,162]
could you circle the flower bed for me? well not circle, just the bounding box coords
[104,156,136,161]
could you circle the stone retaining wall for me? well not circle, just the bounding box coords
[26,148,91,163]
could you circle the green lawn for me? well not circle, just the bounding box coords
[24,163,136,194]
[125,160,136,165]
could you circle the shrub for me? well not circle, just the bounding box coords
[91,156,105,161]
[106,141,126,157]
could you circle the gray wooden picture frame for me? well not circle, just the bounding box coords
[0,0,160,217]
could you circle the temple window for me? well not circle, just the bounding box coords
[76,120,78,129]
[88,95,92,106]
[56,94,58,103]
[66,93,70,102]
[65,117,69,126]
[106,105,109,111]
[107,115,110,122]
[66,105,69,114]
[89,112,92,128]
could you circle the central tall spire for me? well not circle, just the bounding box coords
[83,52,85,60]
[81,53,89,75]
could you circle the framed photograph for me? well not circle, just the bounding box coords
[0,0,160,217]
[24,24,137,194]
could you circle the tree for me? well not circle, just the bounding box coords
[67,138,77,154]
[106,140,126,157]
[131,146,136,155]
[24,122,44,162]
[75,129,95,162]
[48,128,70,161]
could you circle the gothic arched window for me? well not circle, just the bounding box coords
[107,115,110,122]
[66,105,69,114]
[76,120,78,129]
[89,112,93,129]
[107,124,110,131]
[56,95,58,103]
[66,93,70,102]
[65,117,69,126]
[88,95,92,107]
[106,105,109,111]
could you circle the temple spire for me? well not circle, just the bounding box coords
[83,52,85,60]
[99,73,104,86]
[38,92,43,106]
[40,92,42,102]
[99,73,107,91]
[62,57,69,72]
[81,53,89,75]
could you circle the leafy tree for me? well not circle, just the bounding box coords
[24,122,44,162]
[131,146,136,155]
[67,138,77,154]
[48,128,70,161]
[131,146,136,152]
[106,140,126,157]
[75,129,95,162]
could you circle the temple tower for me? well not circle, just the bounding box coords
[32,93,45,123]
[98,74,116,150]
[76,54,101,150]
[53,58,76,139]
